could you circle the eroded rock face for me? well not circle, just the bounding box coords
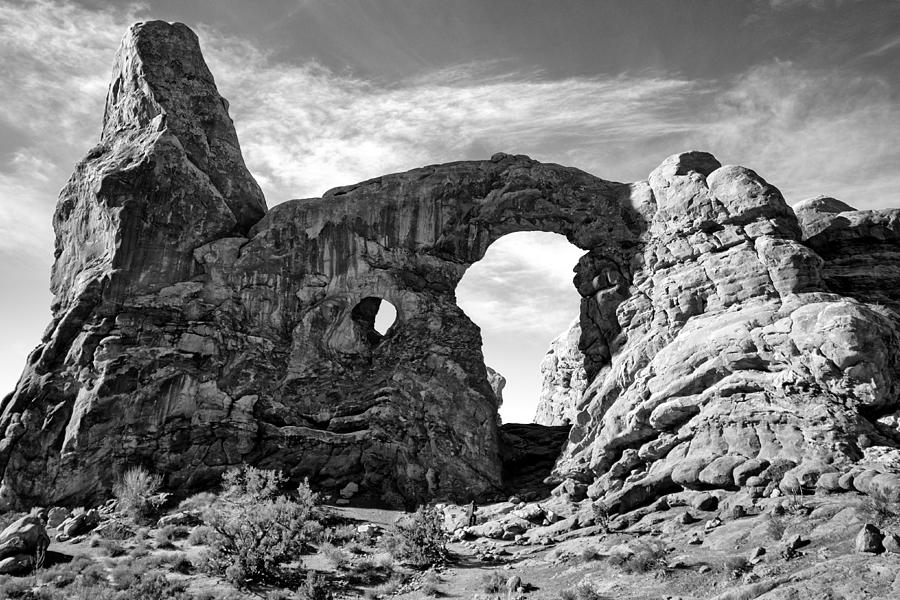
[555,154,900,513]
[534,319,586,426]
[2,20,899,513]
[0,21,643,508]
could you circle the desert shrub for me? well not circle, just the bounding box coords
[344,540,364,555]
[319,542,347,569]
[177,491,218,512]
[297,571,334,600]
[591,502,611,534]
[560,581,606,600]
[764,515,786,541]
[482,571,506,593]
[581,546,601,562]
[98,539,127,557]
[155,525,188,549]
[200,466,321,586]
[187,525,216,546]
[369,573,406,597]
[118,572,190,600]
[382,506,447,568]
[607,540,666,573]
[420,569,441,595]
[37,554,96,588]
[130,541,150,558]
[723,555,750,578]
[862,497,900,528]
[114,467,164,522]
[170,554,193,575]
[349,556,385,585]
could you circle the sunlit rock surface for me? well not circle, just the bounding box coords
[1,20,899,513]
[535,319,586,426]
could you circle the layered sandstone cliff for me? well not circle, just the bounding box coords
[2,20,898,513]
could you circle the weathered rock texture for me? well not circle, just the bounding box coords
[0,21,642,508]
[535,319,586,426]
[2,21,899,513]
[556,154,900,513]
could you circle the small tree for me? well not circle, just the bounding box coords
[201,466,321,586]
[383,505,447,568]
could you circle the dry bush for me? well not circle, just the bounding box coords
[187,524,216,546]
[114,467,163,522]
[382,506,447,568]
[482,570,506,593]
[606,539,666,573]
[723,555,750,578]
[581,546,601,562]
[155,525,188,549]
[319,541,348,569]
[177,491,217,512]
[862,497,900,529]
[560,581,607,600]
[296,571,334,600]
[200,466,322,587]
[765,515,787,541]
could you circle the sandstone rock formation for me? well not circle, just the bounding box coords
[556,154,900,513]
[1,20,899,516]
[535,319,586,426]
[0,21,642,509]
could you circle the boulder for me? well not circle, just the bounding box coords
[156,511,201,528]
[467,521,504,540]
[0,516,49,560]
[339,482,359,499]
[60,509,99,537]
[883,532,900,554]
[0,554,34,575]
[815,472,843,494]
[692,493,719,512]
[46,507,70,529]
[855,524,884,554]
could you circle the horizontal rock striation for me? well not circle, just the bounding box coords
[2,20,898,514]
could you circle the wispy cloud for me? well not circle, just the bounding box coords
[694,60,900,207]
[2,0,899,418]
[198,25,708,202]
[0,0,145,256]
[456,232,583,338]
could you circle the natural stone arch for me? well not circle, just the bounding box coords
[244,153,649,504]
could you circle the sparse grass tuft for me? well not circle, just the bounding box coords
[560,581,607,600]
[482,570,507,593]
[296,571,334,600]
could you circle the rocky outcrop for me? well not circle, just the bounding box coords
[2,20,899,514]
[556,154,900,514]
[486,367,506,408]
[0,21,642,509]
[535,319,586,425]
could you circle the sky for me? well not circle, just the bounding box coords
[1,0,899,423]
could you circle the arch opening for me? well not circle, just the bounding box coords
[455,231,584,424]
[351,296,398,344]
